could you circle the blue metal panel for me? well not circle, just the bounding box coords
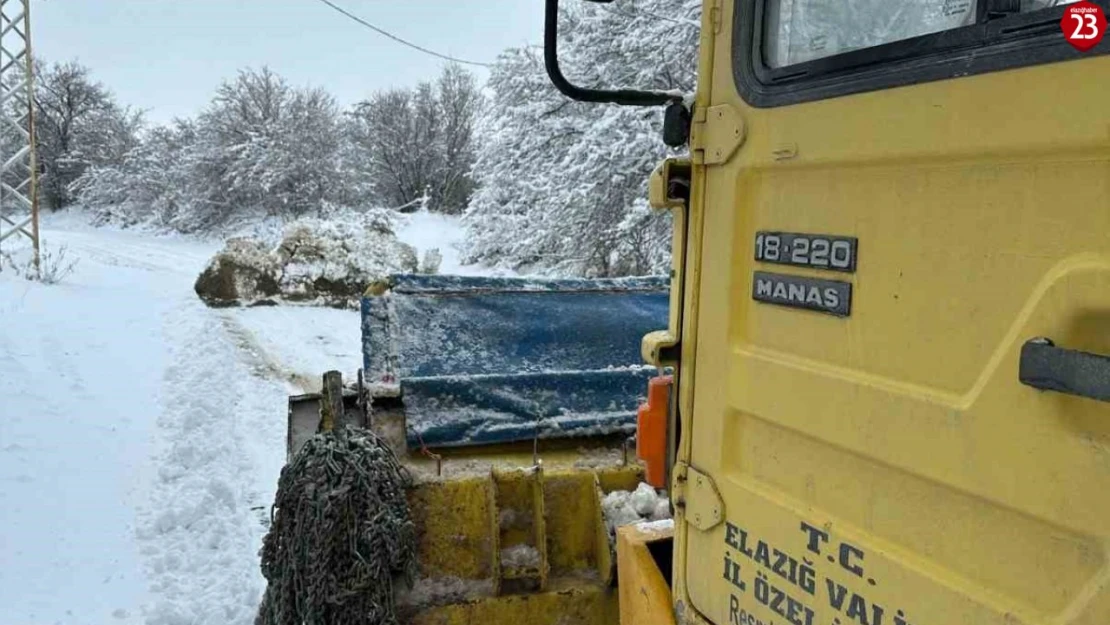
[361,274,669,449]
[402,369,653,448]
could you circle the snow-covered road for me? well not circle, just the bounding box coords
[1,227,220,625]
[0,209,489,624]
[0,222,366,624]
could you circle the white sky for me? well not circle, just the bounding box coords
[33,0,547,123]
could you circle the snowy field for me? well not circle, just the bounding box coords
[0,210,481,624]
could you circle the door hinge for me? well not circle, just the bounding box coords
[690,103,745,167]
[672,462,724,531]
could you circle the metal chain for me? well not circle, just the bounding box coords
[255,425,417,625]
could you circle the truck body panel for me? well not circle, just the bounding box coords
[673,3,1110,624]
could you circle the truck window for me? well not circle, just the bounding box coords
[734,0,1105,107]
[764,0,1079,68]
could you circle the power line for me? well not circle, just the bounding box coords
[312,0,493,68]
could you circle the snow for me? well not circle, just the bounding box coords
[0,242,272,617]
[229,306,362,392]
[635,518,675,533]
[194,208,506,309]
[394,209,504,277]
[0,208,496,624]
[600,481,672,537]
[273,216,419,299]
[500,544,541,569]
[195,211,421,308]
[630,481,661,516]
[0,225,217,625]
[137,296,287,625]
[216,210,493,393]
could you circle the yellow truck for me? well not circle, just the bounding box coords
[547,0,1110,624]
[274,1,1109,624]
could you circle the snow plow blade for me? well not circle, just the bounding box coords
[363,274,669,449]
[283,371,658,625]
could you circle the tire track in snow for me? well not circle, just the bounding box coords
[138,297,287,625]
[217,311,320,394]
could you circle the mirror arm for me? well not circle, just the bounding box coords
[544,0,681,107]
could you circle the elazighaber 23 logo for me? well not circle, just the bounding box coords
[1061,1,1107,52]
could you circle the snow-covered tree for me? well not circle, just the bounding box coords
[344,64,481,214]
[462,0,701,277]
[77,67,349,232]
[27,60,143,209]
[74,119,199,228]
[191,66,345,224]
[435,64,481,213]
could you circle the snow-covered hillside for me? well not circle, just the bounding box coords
[0,210,484,624]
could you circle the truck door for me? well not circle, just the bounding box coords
[675,2,1110,625]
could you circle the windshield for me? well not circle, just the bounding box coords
[764,0,1080,68]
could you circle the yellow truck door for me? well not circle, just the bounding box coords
[674,2,1110,625]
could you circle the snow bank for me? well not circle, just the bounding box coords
[0,224,276,625]
[194,211,423,309]
[138,307,287,625]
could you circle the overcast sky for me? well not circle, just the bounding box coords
[33,0,547,123]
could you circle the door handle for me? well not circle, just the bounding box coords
[1019,338,1110,403]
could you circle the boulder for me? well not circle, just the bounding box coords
[194,214,423,309]
[194,238,281,307]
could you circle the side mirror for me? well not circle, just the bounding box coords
[543,0,683,108]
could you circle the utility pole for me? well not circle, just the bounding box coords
[0,0,39,273]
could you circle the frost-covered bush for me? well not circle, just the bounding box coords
[76,67,353,233]
[34,244,80,284]
[194,213,419,308]
[75,120,200,230]
[73,64,483,235]
[344,65,481,215]
[0,242,79,284]
[192,67,347,221]
[462,0,700,278]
